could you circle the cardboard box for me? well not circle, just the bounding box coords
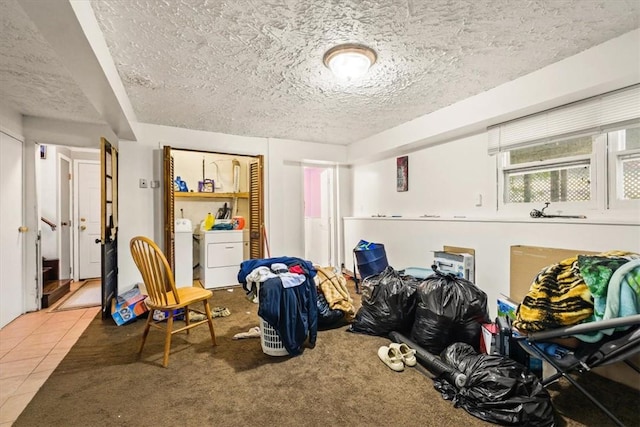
[509,245,598,302]
[497,294,518,320]
[111,286,148,326]
[480,323,498,354]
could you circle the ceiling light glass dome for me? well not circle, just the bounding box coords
[323,44,377,81]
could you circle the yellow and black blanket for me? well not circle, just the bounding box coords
[513,251,638,333]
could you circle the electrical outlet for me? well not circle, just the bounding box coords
[139,178,148,188]
[150,180,160,188]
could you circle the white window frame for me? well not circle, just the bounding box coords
[608,126,640,211]
[497,129,640,217]
[490,85,640,219]
[497,135,599,216]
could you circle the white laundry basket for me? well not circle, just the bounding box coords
[255,282,288,356]
[259,317,289,356]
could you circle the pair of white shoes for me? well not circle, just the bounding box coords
[378,342,417,372]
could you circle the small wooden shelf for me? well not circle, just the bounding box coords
[175,191,249,199]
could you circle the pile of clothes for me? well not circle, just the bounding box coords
[238,256,318,356]
[237,257,355,356]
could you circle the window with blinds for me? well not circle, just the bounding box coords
[490,85,640,213]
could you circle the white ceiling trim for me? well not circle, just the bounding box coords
[17,0,136,141]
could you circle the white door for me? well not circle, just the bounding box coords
[78,162,101,279]
[0,131,24,328]
[303,166,335,266]
[59,156,72,280]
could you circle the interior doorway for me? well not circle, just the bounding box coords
[58,154,72,281]
[76,160,101,280]
[0,131,25,328]
[303,166,335,267]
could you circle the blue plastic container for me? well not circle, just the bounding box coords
[353,240,389,280]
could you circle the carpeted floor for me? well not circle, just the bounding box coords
[15,283,640,427]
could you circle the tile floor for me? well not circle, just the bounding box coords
[0,283,100,426]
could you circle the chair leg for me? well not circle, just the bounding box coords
[557,370,625,427]
[184,305,190,334]
[203,300,217,346]
[138,311,153,354]
[162,313,174,368]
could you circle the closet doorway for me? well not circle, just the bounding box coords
[162,147,264,273]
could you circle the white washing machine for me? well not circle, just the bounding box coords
[174,218,193,288]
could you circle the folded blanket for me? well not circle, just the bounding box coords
[513,251,638,333]
[314,266,356,321]
[513,255,592,332]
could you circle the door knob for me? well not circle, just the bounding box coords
[61,221,69,226]
[80,218,86,222]
[95,238,102,244]
[18,226,28,233]
[80,225,87,231]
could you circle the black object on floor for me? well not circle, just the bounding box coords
[389,331,466,388]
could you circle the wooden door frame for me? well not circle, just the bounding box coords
[73,159,100,281]
[57,153,72,281]
[100,137,118,320]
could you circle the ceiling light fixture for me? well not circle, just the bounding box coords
[323,43,377,81]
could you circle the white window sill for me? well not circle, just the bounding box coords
[344,215,639,226]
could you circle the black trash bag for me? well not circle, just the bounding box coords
[316,291,344,327]
[411,269,490,354]
[434,343,555,426]
[348,266,420,336]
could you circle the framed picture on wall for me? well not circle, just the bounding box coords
[397,156,408,192]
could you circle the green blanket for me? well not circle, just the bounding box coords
[574,258,640,342]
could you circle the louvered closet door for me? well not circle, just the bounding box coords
[100,138,118,320]
[163,146,175,269]
[249,158,264,259]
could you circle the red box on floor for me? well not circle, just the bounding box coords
[480,323,498,354]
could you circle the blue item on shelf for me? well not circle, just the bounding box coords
[174,176,188,192]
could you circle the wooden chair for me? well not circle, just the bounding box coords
[130,236,217,367]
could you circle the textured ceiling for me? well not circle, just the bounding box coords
[0,0,103,125]
[90,0,639,144]
[1,1,638,146]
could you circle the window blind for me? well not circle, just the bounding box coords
[488,84,640,155]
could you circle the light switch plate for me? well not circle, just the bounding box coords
[150,180,160,188]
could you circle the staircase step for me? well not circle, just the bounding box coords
[42,279,72,308]
[42,266,53,281]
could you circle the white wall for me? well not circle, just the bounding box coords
[352,134,495,217]
[0,104,23,139]
[267,138,348,259]
[116,136,159,291]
